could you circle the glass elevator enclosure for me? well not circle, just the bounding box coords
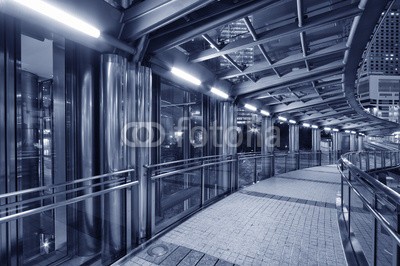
[0,17,139,265]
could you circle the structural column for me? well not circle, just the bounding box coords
[332,131,341,160]
[219,101,236,192]
[350,133,356,151]
[358,135,364,151]
[100,54,127,262]
[261,116,274,178]
[312,128,321,151]
[289,124,299,152]
[312,128,321,164]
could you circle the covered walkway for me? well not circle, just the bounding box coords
[125,166,346,266]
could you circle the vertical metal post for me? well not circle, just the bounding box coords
[374,151,377,169]
[372,193,378,266]
[284,156,287,173]
[201,163,205,205]
[348,171,352,238]
[393,204,400,266]
[253,158,257,183]
[297,151,300,169]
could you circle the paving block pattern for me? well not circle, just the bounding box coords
[125,165,346,266]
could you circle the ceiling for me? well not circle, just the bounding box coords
[2,0,398,135]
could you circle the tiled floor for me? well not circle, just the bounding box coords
[124,165,347,266]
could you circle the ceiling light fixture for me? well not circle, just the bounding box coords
[13,0,101,38]
[260,110,270,116]
[332,128,339,132]
[324,127,331,131]
[311,125,318,129]
[278,116,287,122]
[210,87,229,99]
[244,104,257,111]
[171,67,201,85]
[289,120,296,124]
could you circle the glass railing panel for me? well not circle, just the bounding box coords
[299,153,309,169]
[286,153,297,172]
[155,171,202,227]
[376,225,396,266]
[349,189,374,266]
[274,155,286,175]
[238,158,255,188]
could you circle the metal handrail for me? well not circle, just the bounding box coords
[0,179,139,224]
[338,150,400,249]
[150,159,237,180]
[340,152,400,205]
[0,168,136,200]
[0,177,126,212]
[144,154,233,169]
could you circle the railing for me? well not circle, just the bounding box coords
[145,150,335,234]
[237,150,340,188]
[145,155,237,234]
[0,169,137,265]
[338,150,400,266]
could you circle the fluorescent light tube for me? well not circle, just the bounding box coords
[351,131,356,134]
[311,125,318,129]
[244,104,257,111]
[210,87,229,99]
[303,123,310,128]
[345,130,351,133]
[13,0,101,38]
[289,120,296,124]
[171,67,201,85]
[324,127,331,131]
[260,110,270,116]
[278,116,287,122]
[332,128,339,132]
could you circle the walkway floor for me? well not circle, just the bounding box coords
[125,165,346,266]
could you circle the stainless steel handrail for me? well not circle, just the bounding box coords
[340,156,400,205]
[338,150,400,252]
[0,180,139,224]
[144,154,233,169]
[150,159,237,180]
[339,168,400,246]
[0,177,126,212]
[0,168,136,200]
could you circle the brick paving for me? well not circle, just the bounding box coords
[124,165,346,266]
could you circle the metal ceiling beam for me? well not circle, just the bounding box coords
[321,116,366,126]
[190,3,361,63]
[298,109,354,122]
[121,0,213,41]
[296,0,310,71]
[202,34,256,82]
[148,0,287,53]
[236,60,344,96]
[341,0,399,134]
[248,71,343,100]
[243,17,281,78]
[218,42,347,80]
[342,121,382,129]
[271,94,345,113]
